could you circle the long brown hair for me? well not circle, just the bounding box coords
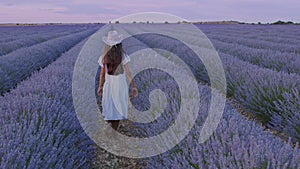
[102,43,124,75]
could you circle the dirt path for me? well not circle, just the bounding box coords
[91,119,147,169]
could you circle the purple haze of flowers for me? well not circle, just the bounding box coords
[0,26,100,95]
[207,39,300,74]
[143,86,299,169]
[115,63,300,168]
[197,24,300,54]
[0,39,96,168]
[178,24,300,74]
[220,52,300,141]
[106,24,300,168]
[1,23,299,168]
[0,25,95,56]
[123,24,300,141]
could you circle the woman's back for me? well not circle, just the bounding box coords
[102,43,124,75]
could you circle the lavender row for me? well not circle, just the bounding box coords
[164,24,300,55]
[122,36,299,168]
[106,29,298,167]
[203,25,300,45]
[0,39,96,168]
[0,24,95,43]
[113,30,300,167]
[121,26,300,141]
[197,24,300,44]
[208,29,300,47]
[131,24,300,141]
[0,26,51,42]
[204,32,300,54]
[0,27,98,96]
[0,25,94,56]
[142,86,299,168]
[220,52,300,141]
[137,24,300,74]
[124,59,299,168]
[174,26,300,140]
[209,38,300,74]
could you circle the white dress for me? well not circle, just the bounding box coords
[98,53,130,120]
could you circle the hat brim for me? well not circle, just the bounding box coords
[102,34,123,46]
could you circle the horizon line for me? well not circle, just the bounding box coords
[0,19,299,25]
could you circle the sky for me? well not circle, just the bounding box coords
[0,0,299,23]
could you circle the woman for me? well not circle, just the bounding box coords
[97,30,138,131]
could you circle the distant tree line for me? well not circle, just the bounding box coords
[107,20,299,25]
[271,20,297,25]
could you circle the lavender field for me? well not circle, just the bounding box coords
[0,23,299,168]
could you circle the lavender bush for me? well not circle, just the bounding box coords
[1,23,299,168]
[106,24,300,168]
[0,39,95,168]
[202,28,300,54]
[208,39,300,74]
[220,52,300,141]
[0,27,98,95]
[143,89,300,168]
[0,25,93,56]
[198,24,300,48]
[0,24,97,43]
[153,24,300,74]
[119,24,300,141]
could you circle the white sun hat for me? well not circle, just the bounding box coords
[102,30,123,46]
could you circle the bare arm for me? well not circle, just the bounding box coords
[124,63,138,97]
[124,63,136,87]
[97,66,105,96]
